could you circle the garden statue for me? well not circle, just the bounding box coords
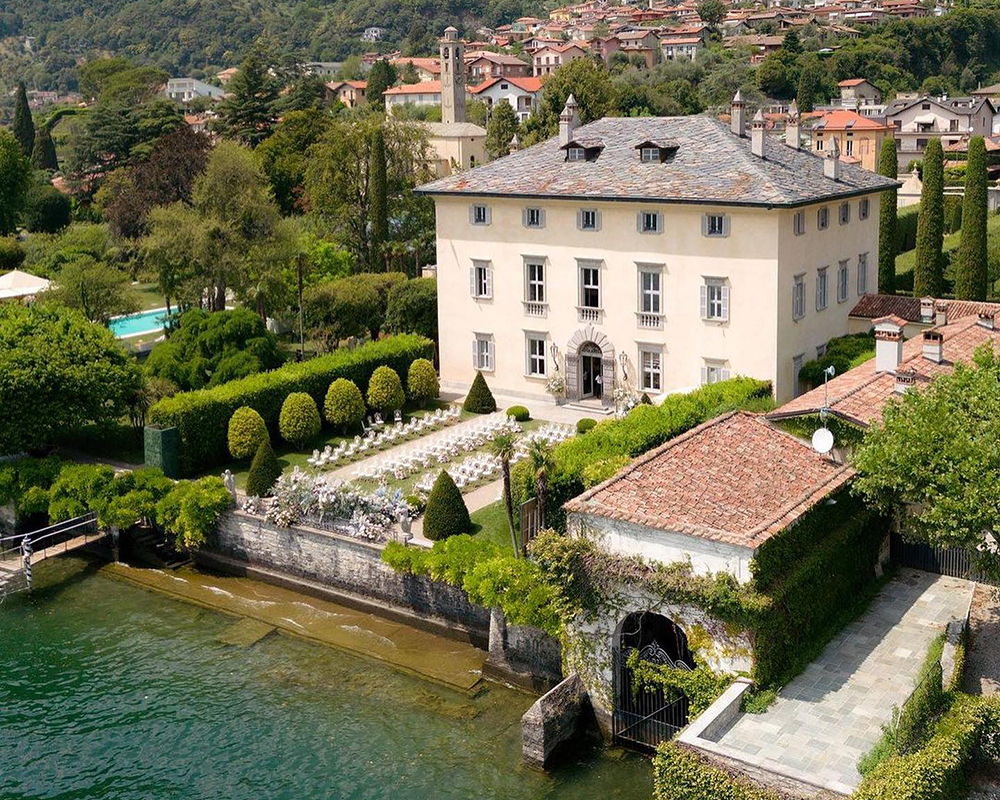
[222,469,237,502]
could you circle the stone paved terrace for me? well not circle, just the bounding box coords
[708,569,975,795]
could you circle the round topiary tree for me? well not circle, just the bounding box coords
[228,406,269,460]
[279,392,321,448]
[367,365,405,413]
[324,378,366,433]
[407,358,439,407]
[423,470,472,541]
[463,371,496,413]
[245,440,282,498]
[577,418,597,435]
[506,405,530,422]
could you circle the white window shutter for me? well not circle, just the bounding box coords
[701,214,709,237]
[722,215,731,237]
[472,339,478,369]
[538,209,546,228]
[470,267,477,297]
[656,212,663,233]
[595,210,602,231]
[487,339,495,370]
[700,365,708,385]
[721,367,731,381]
[721,285,730,321]
[637,212,643,233]
[576,209,583,230]
[469,206,476,225]
[485,267,493,298]
[485,206,492,225]
[699,284,708,319]
[522,208,528,227]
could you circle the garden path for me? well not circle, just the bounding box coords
[705,569,974,795]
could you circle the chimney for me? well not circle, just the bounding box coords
[919,296,935,323]
[978,311,996,330]
[894,368,917,395]
[559,94,580,146]
[509,133,520,155]
[751,109,766,158]
[873,316,905,373]
[922,330,943,364]
[730,90,747,138]
[824,137,841,181]
[934,300,949,327]
[786,99,801,150]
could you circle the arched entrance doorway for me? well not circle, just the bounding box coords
[565,326,614,405]
[579,342,603,400]
[613,611,696,750]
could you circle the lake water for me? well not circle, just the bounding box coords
[108,308,169,338]
[0,557,653,800]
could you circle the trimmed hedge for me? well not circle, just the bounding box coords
[367,365,405,413]
[148,334,434,475]
[324,378,365,432]
[576,418,597,434]
[797,333,875,390]
[423,470,472,541]
[407,358,439,406]
[463,371,497,413]
[278,392,321,448]
[506,405,530,422]
[653,742,783,800]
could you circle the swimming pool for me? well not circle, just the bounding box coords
[108,307,169,338]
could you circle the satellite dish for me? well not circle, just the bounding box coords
[812,427,834,455]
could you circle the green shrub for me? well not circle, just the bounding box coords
[245,440,282,498]
[148,334,434,474]
[386,277,437,341]
[278,392,321,448]
[506,405,530,422]
[92,468,173,530]
[366,365,405,412]
[227,407,269,460]
[798,333,875,390]
[463,371,496,413]
[324,378,366,432]
[896,204,920,253]
[47,463,115,521]
[0,237,25,270]
[406,358,439,406]
[23,184,72,234]
[155,476,233,549]
[627,649,731,717]
[581,454,630,487]
[0,456,61,514]
[404,494,425,514]
[423,470,472,541]
[653,742,783,800]
[577,418,597,434]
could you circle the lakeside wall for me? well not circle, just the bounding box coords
[199,510,562,689]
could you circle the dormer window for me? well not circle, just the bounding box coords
[634,139,678,163]
[567,147,586,161]
[640,147,660,163]
[562,138,604,162]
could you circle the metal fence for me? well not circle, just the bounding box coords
[892,531,995,584]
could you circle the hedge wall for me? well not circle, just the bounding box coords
[653,742,783,800]
[148,335,435,475]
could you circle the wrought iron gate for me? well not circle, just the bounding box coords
[891,530,996,584]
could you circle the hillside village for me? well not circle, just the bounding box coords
[3,2,1000,799]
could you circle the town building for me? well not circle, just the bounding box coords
[466,76,544,122]
[163,78,226,105]
[301,62,343,78]
[533,43,590,76]
[465,51,531,81]
[660,34,705,61]
[885,94,998,169]
[809,109,892,172]
[416,95,896,406]
[327,80,367,108]
[837,78,882,107]
[384,80,443,110]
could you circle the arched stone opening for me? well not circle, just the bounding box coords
[565,326,615,404]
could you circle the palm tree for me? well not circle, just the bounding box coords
[489,432,521,557]
[526,439,551,530]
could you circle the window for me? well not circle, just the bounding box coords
[639,347,662,392]
[578,208,600,231]
[700,278,729,322]
[639,267,661,314]
[703,213,728,237]
[792,273,806,320]
[792,353,805,398]
[473,335,494,371]
[818,207,829,230]
[638,210,662,234]
[845,135,854,156]
[526,334,547,377]
[793,211,806,236]
[857,252,869,295]
[839,202,850,225]
[470,260,492,299]
[580,264,600,308]
[816,343,827,358]
[701,359,730,385]
[523,207,545,228]
[859,198,870,220]
[816,267,828,311]
[816,135,824,151]
[470,204,491,225]
[640,147,660,163]
[950,119,959,132]
[524,260,545,303]
[837,260,849,303]
[567,147,586,161]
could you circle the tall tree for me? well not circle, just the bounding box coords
[955,136,988,300]
[12,82,34,157]
[30,124,58,171]
[0,130,31,235]
[485,101,520,159]
[257,109,332,215]
[369,126,389,269]
[877,138,898,295]
[696,0,727,28]
[45,256,140,326]
[795,70,817,113]
[521,58,616,145]
[215,48,279,147]
[366,60,397,111]
[913,138,944,298]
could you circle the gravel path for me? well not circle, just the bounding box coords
[964,583,1000,696]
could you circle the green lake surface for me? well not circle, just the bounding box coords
[0,556,653,800]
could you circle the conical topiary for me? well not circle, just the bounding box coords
[422,470,472,541]
[462,371,497,414]
[245,440,282,498]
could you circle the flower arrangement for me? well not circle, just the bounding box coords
[546,374,566,396]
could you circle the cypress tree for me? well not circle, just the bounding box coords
[12,82,34,157]
[795,71,816,113]
[245,440,282,498]
[877,137,898,295]
[30,125,58,172]
[913,138,944,298]
[955,136,988,300]
[369,126,388,269]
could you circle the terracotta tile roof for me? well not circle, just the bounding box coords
[563,411,853,548]
[416,116,897,207]
[849,293,1000,324]
[384,80,441,96]
[467,75,544,94]
[769,314,1000,427]
[838,78,870,87]
[813,109,891,131]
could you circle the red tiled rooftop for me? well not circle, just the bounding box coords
[563,411,853,548]
[813,109,891,131]
[850,293,1000,324]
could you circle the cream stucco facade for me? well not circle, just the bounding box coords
[433,191,880,404]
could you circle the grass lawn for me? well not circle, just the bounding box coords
[132,282,167,311]
[470,500,518,551]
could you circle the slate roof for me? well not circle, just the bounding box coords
[769,314,1000,427]
[416,116,898,207]
[563,411,853,548]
